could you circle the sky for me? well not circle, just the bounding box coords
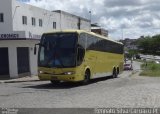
[21,0,160,40]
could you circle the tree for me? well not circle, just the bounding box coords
[137,34,160,55]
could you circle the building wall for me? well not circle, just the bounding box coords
[57,10,90,31]
[61,12,78,30]
[0,0,13,32]
[1,0,90,39]
[12,0,61,38]
[11,1,90,39]
[80,19,91,31]
[0,40,39,78]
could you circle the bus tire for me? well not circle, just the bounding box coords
[117,67,119,75]
[82,69,90,85]
[50,80,60,85]
[112,68,117,78]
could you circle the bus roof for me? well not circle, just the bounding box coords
[44,30,123,45]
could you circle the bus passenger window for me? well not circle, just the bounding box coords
[77,47,85,65]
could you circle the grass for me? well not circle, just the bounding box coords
[140,61,160,77]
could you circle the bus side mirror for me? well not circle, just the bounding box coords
[34,45,37,55]
[34,43,40,55]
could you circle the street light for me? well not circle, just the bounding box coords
[89,11,91,31]
[12,6,20,20]
[89,11,91,23]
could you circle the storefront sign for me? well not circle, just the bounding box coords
[0,33,19,38]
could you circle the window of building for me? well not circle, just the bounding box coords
[53,22,56,29]
[0,13,4,22]
[22,16,27,25]
[32,17,36,26]
[39,19,43,27]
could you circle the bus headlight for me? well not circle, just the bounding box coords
[64,71,75,75]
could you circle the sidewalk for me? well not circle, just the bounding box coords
[0,75,39,83]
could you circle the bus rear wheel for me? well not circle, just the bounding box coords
[82,70,90,85]
[112,68,117,78]
[117,67,119,75]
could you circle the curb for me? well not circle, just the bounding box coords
[0,81,4,84]
[0,76,40,84]
[4,79,40,83]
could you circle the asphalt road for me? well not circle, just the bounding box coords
[0,61,160,109]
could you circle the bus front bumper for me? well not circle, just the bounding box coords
[38,74,81,82]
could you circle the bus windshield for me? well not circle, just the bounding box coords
[38,33,77,68]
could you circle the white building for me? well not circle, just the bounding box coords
[0,0,90,79]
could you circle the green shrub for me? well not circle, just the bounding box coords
[140,62,160,76]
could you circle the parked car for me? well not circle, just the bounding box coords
[155,60,160,64]
[135,54,141,59]
[124,63,133,70]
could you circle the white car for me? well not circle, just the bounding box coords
[124,63,133,70]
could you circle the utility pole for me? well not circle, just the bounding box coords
[89,11,91,31]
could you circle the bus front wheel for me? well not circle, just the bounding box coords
[112,68,117,78]
[82,70,90,85]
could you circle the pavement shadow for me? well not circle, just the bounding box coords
[22,76,114,89]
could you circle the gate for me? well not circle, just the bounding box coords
[17,47,30,75]
[0,48,9,78]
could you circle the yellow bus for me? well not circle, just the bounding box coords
[35,30,124,84]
